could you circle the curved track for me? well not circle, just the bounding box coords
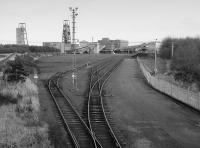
[88,57,123,148]
[47,56,124,148]
[48,70,97,148]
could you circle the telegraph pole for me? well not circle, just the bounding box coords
[154,39,158,74]
[69,7,78,89]
[171,42,174,58]
[69,7,78,70]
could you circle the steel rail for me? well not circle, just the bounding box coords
[47,56,119,148]
[48,61,105,148]
[56,74,104,148]
[49,76,98,147]
[88,57,123,148]
[98,59,123,148]
[48,79,80,148]
[87,58,116,130]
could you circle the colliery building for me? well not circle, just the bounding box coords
[43,42,71,53]
[98,38,128,53]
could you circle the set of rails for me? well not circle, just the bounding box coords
[87,57,123,148]
[47,56,124,148]
[48,72,97,147]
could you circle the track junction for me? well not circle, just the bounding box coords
[48,56,125,148]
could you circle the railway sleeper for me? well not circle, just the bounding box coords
[90,107,102,111]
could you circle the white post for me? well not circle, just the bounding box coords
[171,42,174,58]
[72,72,78,90]
[33,69,38,84]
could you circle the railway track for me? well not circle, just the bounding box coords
[47,56,124,148]
[48,70,98,148]
[88,57,123,148]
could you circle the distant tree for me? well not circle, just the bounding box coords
[159,38,174,59]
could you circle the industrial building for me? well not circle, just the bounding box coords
[98,38,128,53]
[42,20,72,53]
[43,42,71,53]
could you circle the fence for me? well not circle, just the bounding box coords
[137,57,200,111]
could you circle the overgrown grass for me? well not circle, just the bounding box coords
[0,105,52,148]
[0,78,53,147]
[0,78,39,110]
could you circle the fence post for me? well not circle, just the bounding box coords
[149,73,151,85]
[171,83,172,97]
[199,92,200,110]
[187,87,189,104]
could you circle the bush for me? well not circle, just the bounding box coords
[3,59,28,83]
[15,55,37,74]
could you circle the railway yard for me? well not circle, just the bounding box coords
[1,1,200,147]
[36,54,200,148]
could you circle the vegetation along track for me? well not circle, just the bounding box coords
[88,56,124,148]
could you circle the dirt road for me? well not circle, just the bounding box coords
[106,58,200,148]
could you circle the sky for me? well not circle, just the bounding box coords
[1,0,200,45]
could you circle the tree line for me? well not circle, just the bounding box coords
[0,44,60,53]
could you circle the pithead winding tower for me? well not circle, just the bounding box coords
[62,20,71,44]
[16,23,28,45]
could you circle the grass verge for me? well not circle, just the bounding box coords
[0,77,53,148]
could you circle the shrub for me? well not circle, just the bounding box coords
[15,55,37,74]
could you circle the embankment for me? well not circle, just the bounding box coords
[137,57,200,111]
